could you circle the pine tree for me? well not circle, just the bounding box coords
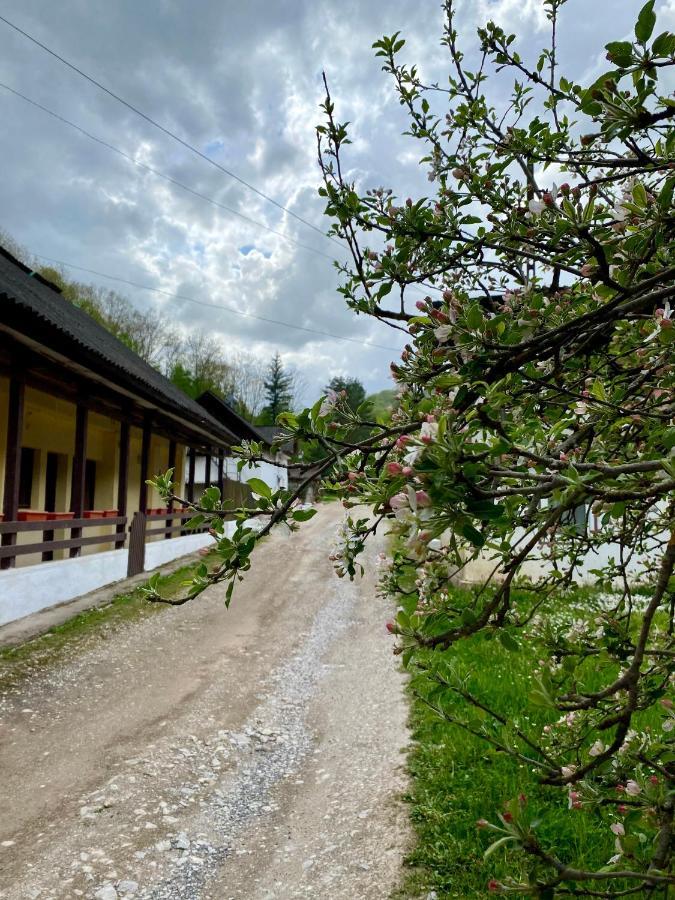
[261,352,293,423]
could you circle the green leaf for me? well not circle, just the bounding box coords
[184,514,205,530]
[291,508,317,522]
[632,181,648,207]
[397,574,418,594]
[461,607,478,626]
[461,523,485,547]
[466,499,505,521]
[247,478,272,499]
[652,31,675,56]
[605,41,633,67]
[498,630,520,652]
[465,303,484,331]
[484,835,516,859]
[225,579,235,608]
[635,1,656,42]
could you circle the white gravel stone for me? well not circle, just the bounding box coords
[94,886,117,900]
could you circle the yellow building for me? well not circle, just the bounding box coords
[0,247,242,625]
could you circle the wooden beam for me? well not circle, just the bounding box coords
[115,420,130,549]
[165,439,177,539]
[138,416,152,513]
[204,449,212,488]
[217,451,224,498]
[187,448,196,503]
[69,402,88,558]
[1,373,25,569]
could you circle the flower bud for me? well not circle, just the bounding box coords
[386,462,404,476]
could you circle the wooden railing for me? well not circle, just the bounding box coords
[0,515,128,569]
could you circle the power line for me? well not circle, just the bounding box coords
[0,13,343,248]
[34,253,401,352]
[0,81,339,263]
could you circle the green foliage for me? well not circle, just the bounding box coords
[259,351,293,424]
[152,3,675,892]
[367,388,397,422]
[325,375,369,413]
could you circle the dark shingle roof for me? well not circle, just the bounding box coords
[0,247,238,446]
[196,391,269,444]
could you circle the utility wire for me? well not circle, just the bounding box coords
[34,253,401,352]
[0,81,339,263]
[0,13,343,248]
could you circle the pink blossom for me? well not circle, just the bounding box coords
[415,299,427,312]
[402,466,413,476]
[420,421,438,444]
[386,462,404,476]
[385,621,395,634]
[610,822,625,836]
[476,818,489,829]
[625,780,641,796]
[395,435,410,449]
[389,492,408,510]
[415,490,432,507]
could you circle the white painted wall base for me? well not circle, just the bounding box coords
[144,533,212,570]
[0,529,227,628]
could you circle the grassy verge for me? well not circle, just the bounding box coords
[0,559,205,689]
[397,591,660,898]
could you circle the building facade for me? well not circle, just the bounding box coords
[0,248,247,626]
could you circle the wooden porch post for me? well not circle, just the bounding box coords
[166,439,176,539]
[1,374,25,569]
[217,450,224,497]
[69,402,88,558]
[204,449,212,488]
[115,420,130,549]
[138,416,152,514]
[187,448,195,503]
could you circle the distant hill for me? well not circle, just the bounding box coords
[367,388,397,421]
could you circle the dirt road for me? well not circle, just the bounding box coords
[0,504,409,899]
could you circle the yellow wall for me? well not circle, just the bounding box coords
[0,380,192,566]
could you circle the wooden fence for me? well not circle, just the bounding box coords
[0,515,127,569]
[0,480,254,577]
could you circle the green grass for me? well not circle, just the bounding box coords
[397,598,662,898]
[0,559,204,690]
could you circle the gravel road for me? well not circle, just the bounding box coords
[0,504,409,899]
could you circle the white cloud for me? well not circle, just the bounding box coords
[0,0,658,398]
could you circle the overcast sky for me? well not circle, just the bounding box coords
[0,0,672,401]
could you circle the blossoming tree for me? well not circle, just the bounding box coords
[149,0,675,893]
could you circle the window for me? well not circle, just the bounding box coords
[18,447,35,509]
[84,459,97,511]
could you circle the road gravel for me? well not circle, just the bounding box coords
[0,504,409,899]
